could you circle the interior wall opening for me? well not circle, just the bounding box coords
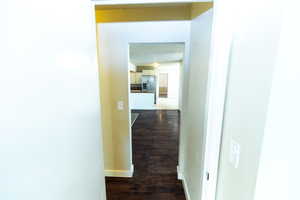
[159,73,168,98]
[95,2,214,200]
[129,43,184,110]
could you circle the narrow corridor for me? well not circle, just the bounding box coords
[105,110,185,200]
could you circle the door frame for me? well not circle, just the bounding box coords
[127,42,187,169]
[91,1,233,200]
[200,0,235,200]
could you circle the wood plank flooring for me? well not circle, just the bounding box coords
[105,110,186,200]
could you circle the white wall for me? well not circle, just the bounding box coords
[0,1,105,200]
[159,73,168,87]
[97,21,190,173]
[159,63,180,100]
[216,1,283,200]
[254,3,300,200]
[179,9,213,200]
[157,62,180,108]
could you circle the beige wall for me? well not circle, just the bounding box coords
[179,8,213,200]
[216,0,283,200]
[97,21,191,172]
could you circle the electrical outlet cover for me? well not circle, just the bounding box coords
[117,101,124,110]
[230,139,240,168]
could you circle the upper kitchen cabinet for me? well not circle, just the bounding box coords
[130,72,142,84]
[129,62,136,72]
[142,70,155,75]
[135,73,142,83]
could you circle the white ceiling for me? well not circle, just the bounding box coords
[129,43,185,66]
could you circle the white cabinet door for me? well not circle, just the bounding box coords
[130,72,136,84]
[130,72,143,84]
[135,73,142,83]
[142,70,155,75]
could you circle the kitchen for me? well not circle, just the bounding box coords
[129,43,182,112]
[129,65,157,110]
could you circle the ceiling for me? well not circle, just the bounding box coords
[129,43,185,66]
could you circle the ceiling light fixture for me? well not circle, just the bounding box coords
[153,62,160,68]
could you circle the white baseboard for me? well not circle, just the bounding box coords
[177,166,191,200]
[177,165,183,180]
[182,176,191,200]
[104,164,134,177]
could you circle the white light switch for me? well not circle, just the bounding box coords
[229,139,240,168]
[117,101,124,110]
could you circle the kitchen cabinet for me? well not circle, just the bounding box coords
[130,93,155,110]
[130,72,142,84]
[130,72,135,84]
[142,70,155,75]
[135,73,142,83]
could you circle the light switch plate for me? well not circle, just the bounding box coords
[117,101,124,110]
[229,139,240,168]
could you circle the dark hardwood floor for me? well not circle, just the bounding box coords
[105,110,186,200]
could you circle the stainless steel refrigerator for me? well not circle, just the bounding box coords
[141,75,156,103]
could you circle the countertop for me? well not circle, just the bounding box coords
[131,90,155,93]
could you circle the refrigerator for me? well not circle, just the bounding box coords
[141,75,156,103]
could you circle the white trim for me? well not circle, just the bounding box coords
[93,0,212,6]
[127,46,134,177]
[200,1,234,200]
[181,173,191,200]
[182,177,191,200]
[177,165,183,180]
[177,166,190,200]
[104,165,134,177]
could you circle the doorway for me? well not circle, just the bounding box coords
[120,42,186,199]
[159,73,168,98]
[95,2,216,200]
[129,43,183,111]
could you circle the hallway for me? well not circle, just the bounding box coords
[105,110,185,200]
